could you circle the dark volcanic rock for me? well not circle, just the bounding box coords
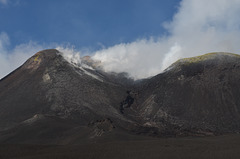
[0,49,136,143]
[1,50,240,143]
[134,53,240,135]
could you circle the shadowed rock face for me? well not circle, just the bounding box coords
[0,50,240,144]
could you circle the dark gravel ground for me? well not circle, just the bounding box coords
[0,134,240,159]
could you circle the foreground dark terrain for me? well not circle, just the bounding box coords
[1,49,240,158]
[1,134,240,159]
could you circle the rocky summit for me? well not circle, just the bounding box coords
[0,49,240,144]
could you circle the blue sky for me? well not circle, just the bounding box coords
[0,0,180,50]
[1,0,240,79]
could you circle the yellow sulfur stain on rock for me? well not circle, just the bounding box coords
[34,54,40,61]
[24,53,42,70]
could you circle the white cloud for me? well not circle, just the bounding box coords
[91,0,240,79]
[0,32,45,79]
[92,39,168,79]
[1,0,240,80]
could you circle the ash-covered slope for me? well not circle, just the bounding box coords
[0,49,137,144]
[1,50,240,144]
[133,53,240,135]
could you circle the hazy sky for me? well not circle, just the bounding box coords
[1,0,240,79]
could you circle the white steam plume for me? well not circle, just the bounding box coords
[56,46,81,65]
[91,0,240,79]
